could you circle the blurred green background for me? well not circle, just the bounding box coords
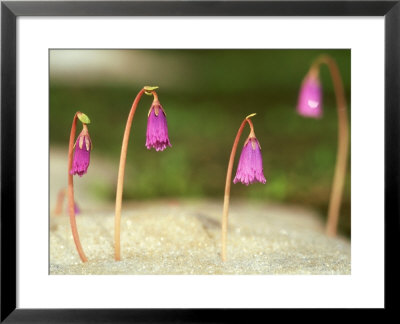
[50,49,351,236]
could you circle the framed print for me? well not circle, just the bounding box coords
[1,0,399,321]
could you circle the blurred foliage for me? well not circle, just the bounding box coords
[50,49,351,236]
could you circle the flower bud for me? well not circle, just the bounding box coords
[70,125,92,177]
[297,72,322,118]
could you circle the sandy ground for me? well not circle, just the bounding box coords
[50,200,350,275]
[50,147,350,275]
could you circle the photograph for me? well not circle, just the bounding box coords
[49,49,351,275]
[2,0,397,319]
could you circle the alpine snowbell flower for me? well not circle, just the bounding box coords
[65,202,81,215]
[297,55,349,237]
[114,86,171,261]
[54,188,81,216]
[297,72,322,118]
[70,125,92,176]
[146,100,171,151]
[67,111,91,262]
[73,202,81,215]
[221,114,266,262]
[233,134,266,185]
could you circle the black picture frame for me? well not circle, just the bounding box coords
[1,0,399,321]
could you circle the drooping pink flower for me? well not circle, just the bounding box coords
[146,100,171,151]
[297,73,322,118]
[74,202,80,214]
[66,202,81,215]
[233,136,266,186]
[70,126,91,177]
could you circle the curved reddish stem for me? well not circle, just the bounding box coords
[114,88,155,261]
[68,112,88,262]
[312,55,349,237]
[151,91,159,102]
[221,117,253,262]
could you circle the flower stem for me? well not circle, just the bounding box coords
[54,188,66,216]
[313,55,349,237]
[221,117,253,262]
[68,113,88,262]
[247,118,255,137]
[114,88,155,261]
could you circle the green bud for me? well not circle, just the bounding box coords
[246,113,257,119]
[144,86,159,91]
[144,86,159,96]
[77,112,91,124]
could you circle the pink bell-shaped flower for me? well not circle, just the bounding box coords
[70,125,91,177]
[233,133,266,186]
[297,72,322,118]
[146,100,172,151]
